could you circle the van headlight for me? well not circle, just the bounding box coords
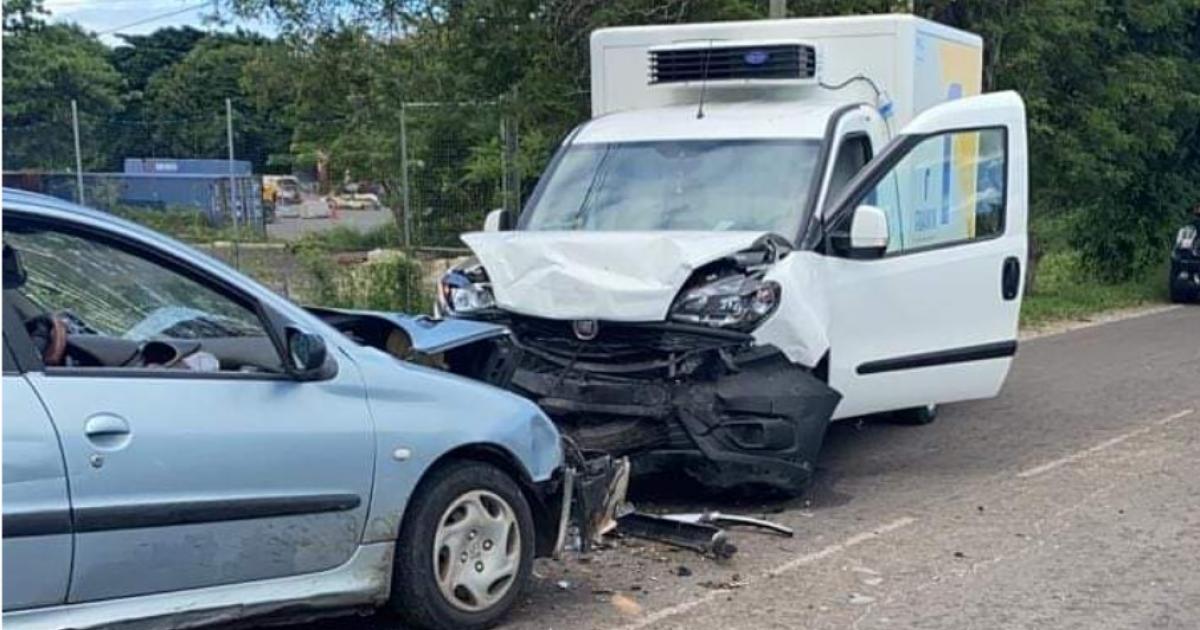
[669,274,780,330]
[438,263,496,315]
[1177,225,1197,251]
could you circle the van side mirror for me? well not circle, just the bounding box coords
[285,326,335,380]
[484,208,515,232]
[846,205,889,258]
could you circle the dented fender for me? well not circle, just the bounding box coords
[753,251,831,367]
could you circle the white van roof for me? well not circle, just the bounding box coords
[574,101,849,144]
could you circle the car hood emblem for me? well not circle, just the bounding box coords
[573,319,599,341]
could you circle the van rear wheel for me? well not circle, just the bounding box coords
[890,404,938,425]
[390,460,535,630]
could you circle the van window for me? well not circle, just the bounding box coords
[824,135,872,208]
[864,127,1006,253]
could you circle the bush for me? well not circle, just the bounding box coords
[293,242,431,312]
[295,222,400,252]
[110,206,252,243]
[1021,250,1167,327]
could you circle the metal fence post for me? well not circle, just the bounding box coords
[400,102,413,249]
[226,97,241,269]
[71,99,85,205]
[502,115,520,214]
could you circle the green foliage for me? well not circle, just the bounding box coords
[2,16,122,170]
[1020,251,1167,327]
[295,222,401,252]
[109,206,253,243]
[142,35,292,169]
[293,242,431,312]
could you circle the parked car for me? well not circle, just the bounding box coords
[1,188,601,630]
[1170,218,1199,303]
[328,182,384,212]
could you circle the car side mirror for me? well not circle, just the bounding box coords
[285,326,333,380]
[846,205,889,259]
[484,208,515,232]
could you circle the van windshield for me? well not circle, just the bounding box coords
[521,139,820,236]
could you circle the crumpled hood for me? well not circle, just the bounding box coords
[460,231,773,321]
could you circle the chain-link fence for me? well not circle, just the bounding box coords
[3,99,521,313]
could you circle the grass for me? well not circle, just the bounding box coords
[111,206,260,243]
[1021,251,1168,328]
[293,222,402,252]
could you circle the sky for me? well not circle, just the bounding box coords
[44,0,276,46]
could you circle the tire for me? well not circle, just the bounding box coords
[390,460,536,630]
[889,404,939,425]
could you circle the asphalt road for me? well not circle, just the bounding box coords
[265,198,395,241]
[277,305,1200,630]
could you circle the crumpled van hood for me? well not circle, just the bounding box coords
[461,231,772,321]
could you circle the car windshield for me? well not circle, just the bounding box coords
[521,139,820,236]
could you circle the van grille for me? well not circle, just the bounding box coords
[649,43,817,84]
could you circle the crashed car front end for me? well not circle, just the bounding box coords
[435,233,841,493]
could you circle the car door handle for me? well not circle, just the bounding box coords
[1002,256,1021,301]
[84,414,132,450]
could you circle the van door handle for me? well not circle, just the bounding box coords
[84,414,132,450]
[1002,257,1021,301]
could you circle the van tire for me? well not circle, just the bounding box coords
[889,404,938,425]
[389,460,536,630]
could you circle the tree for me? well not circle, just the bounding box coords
[2,8,122,170]
[141,35,292,170]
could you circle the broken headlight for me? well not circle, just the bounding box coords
[438,263,496,315]
[669,274,780,330]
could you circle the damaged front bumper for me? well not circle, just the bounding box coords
[448,317,841,493]
[309,308,840,493]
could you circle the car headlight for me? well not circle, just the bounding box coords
[438,263,496,315]
[1177,225,1197,251]
[669,274,780,330]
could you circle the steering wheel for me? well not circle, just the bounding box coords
[25,313,68,367]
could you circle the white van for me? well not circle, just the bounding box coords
[436,15,1027,492]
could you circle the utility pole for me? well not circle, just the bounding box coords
[71,99,85,205]
[769,0,786,19]
[225,98,239,234]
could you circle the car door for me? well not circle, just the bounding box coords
[822,91,1027,419]
[2,312,73,611]
[3,216,376,603]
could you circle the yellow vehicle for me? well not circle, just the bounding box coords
[262,175,302,218]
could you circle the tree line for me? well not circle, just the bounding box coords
[4,0,1199,281]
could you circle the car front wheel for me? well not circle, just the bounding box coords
[1169,266,1198,303]
[390,460,535,630]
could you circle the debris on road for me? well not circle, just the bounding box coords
[615,512,738,559]
[661,511,795,537]
[610,593,643,617]
[849,593,876,605]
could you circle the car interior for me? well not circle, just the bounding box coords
[2,225,284,374]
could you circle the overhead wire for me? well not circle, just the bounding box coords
[95,0,212,36]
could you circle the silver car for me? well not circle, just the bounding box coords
[1,189,573,630]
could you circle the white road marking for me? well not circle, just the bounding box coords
[1016,408,1195,479]
[610,516,917,630]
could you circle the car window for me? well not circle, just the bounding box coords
[3,222,282,373]
[863,127,1006,253]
